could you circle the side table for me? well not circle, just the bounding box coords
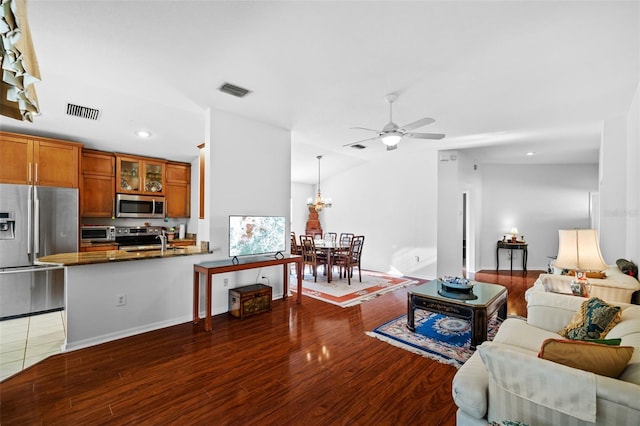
[496,241,528,272]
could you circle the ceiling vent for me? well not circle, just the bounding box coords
[350,144,367,150]
[66,103,100,120]
[219,83,251,98]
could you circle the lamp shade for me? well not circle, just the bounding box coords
[555,229,608,271]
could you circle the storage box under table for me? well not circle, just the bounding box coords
[228,284,272,319]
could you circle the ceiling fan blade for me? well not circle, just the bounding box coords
[342,137,379,147]
[386,144,398,151]
[399,117,435,132]
[350,126,380,132]
[405,132,446,140]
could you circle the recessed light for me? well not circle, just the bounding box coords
[135,130,152,138]
[526,152,535,156]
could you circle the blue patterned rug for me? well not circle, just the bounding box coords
[366,310,502,368]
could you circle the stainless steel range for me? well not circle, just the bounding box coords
[115,226,164,251]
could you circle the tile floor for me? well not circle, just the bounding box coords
[0,311,66,381]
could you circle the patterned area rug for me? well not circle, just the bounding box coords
[291,269,418,308]
[367,310,502,368]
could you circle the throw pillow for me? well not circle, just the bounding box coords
[616,258,639,278]
[538,338,634,378]
[559,297,621,340]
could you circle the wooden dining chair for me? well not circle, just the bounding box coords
[325,232,337,243]
[290,232,302,256]
[300,235,326,282]
[334,235,364,285]
[339,233,354,246]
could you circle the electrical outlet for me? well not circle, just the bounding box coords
[223,278,229,287]
[116,294,126,306]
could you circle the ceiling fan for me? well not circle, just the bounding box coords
[343,93,445,151]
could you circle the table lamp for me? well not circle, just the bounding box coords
[554,229,608,297]
[509,227,519,242]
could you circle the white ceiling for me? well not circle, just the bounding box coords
[1,1,638,184]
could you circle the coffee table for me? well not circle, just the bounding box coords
[407,280,508,348]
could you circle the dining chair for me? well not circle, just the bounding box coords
[325,232,337,243]
[339,233,354,246]
[300,235,326,282]
[290,232,302,256]
[334,235,364,285]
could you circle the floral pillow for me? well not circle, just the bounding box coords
[559,297,621,340]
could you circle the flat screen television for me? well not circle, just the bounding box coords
[229,215,286,258]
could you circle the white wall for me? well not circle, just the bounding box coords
[202,109,292,313]
[626,83,640,263]
[437,151,462,277]
[318,149,439,279]
[477,164,598,270]
[291,182,314,238]
[599,115,629,263]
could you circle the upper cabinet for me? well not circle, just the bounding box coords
[81,149,115,218]
[115,154,166,196]
[165,162,191,218]
[0,132,81,188]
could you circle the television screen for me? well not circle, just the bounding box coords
[229,215,286,257]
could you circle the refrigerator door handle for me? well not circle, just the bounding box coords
[34,186,40,255]
[27,185,33,257]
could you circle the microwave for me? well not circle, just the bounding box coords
[81,225,116,242]
[116,194,165,219]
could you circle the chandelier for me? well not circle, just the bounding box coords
[307,155,332,212]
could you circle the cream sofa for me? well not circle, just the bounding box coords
[452,291,640,425]
[526,265,640,304]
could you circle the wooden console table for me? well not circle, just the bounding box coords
[193,255,303,332]
[496,241,528,272]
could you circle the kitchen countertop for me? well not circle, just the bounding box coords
[79,239,196,248]
[36,246,209,266]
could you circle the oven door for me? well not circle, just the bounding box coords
[116,194,165,218]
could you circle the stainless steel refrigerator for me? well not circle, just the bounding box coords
[0,183,78,319]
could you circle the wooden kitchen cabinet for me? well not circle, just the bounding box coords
[0,131,81,188]
[165,162,191,218]
[115,154,166,196]
[81,149,115,217]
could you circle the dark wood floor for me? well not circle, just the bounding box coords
[0,270,541,425]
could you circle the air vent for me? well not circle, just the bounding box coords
[350,144,367,150]
[66,103,100,120]
[219,83,251,98]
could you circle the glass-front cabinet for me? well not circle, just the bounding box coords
[115,155,166,195]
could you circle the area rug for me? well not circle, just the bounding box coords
[291,269,419,307]
[366,310,502,368]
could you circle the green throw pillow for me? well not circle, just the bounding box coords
[559,297,621,340]
[616,258,638,278]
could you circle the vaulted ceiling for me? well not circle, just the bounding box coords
[1,1,638,184]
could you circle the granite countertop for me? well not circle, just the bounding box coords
[79,239,196,248]
[36,246,209,267]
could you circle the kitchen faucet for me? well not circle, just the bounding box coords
[157,231,167,252]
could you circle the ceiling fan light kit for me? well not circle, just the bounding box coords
[381,132,402,146]
[344,93,445,150]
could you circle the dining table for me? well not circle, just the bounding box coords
[314,239,350,283]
